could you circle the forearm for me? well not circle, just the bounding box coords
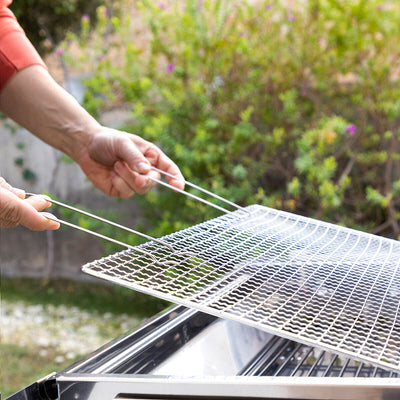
[0,2,184,216]
[0,65,100,162]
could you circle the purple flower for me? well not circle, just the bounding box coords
[159,2,166,10]
[345,124,357,135]
[103,7,109,17]
[81,14,90,22]
[56,47,64,56]
[167,63,175,73]
[265,4,272,10]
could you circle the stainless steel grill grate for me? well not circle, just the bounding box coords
[82,204,400,373]
[240,335,399,378]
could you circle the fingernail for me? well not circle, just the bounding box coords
[137,162,150,173]
[12,188,25,198]
[42,212,58,222]
[42,213,60,227]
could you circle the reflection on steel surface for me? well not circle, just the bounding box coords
[57,307,400,400]
[82,205,400,373]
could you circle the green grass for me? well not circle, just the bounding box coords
[1,277,169,398]
[1,277,168,317]
[1,343,81,398]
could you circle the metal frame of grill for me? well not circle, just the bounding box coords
[82,204,400,373]
[9,193,400,400]
[9,305,399,400]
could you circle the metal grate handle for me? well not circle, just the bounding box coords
[26,193,194,267]
[148,166,249,214]
[26,168,248,264]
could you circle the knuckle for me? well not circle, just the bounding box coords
[0,202,21,228]
[146,145,159,158]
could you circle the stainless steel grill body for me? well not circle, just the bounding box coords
[82,205,400,373]
[54,306,400,400]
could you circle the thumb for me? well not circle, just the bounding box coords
[0,188,59,230]
[115,138,151,174]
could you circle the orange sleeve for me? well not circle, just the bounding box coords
[0,1,46,92]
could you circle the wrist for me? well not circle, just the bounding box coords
[0,65,102,162]
[58,111,101,163]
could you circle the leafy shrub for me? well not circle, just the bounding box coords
[65,0,400,240]
[9,0,105,54]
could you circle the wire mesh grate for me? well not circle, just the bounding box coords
[82,205,400,372]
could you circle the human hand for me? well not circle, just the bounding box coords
[75,127,185,198]
[0,66,184,199]
[0,178,59,230]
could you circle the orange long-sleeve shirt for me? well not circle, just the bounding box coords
[0,0,46,92]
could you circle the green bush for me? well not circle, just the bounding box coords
[65,0,400,240]
[9,0,105,54]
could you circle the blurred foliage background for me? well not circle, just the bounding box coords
[9,0,106,54]
[3,0,400,396]
[61,0,400,242]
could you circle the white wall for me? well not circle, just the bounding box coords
[0,76,141,280]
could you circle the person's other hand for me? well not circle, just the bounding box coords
[0,178,59,230]
[76,127,185,198]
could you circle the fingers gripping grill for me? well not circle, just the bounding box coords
[82,204,400,373]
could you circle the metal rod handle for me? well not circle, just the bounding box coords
[149,167,249,214]
[27,193,174,252]
[27,193,195,267]
[146,174,230,213]
[45,213,159,263]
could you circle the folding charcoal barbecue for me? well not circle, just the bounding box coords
[6,169,400,400]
